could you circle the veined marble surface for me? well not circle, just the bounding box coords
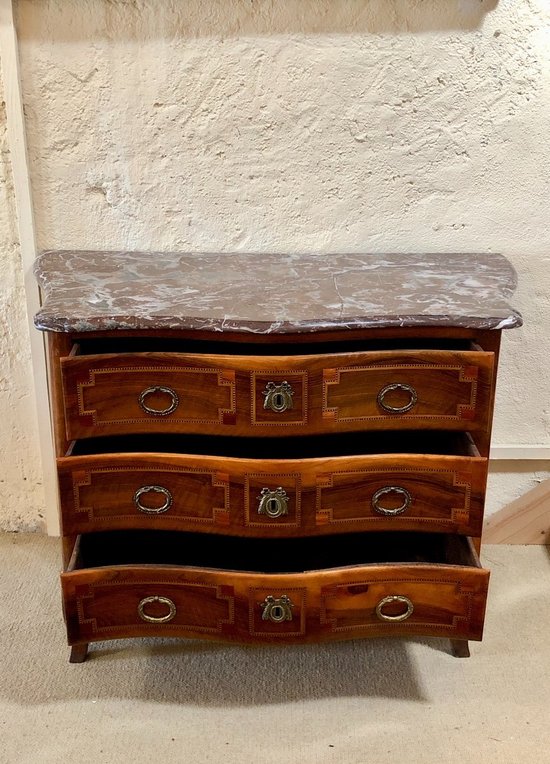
[33,251,522,334]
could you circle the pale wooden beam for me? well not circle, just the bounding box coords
[484,478,550,544]
[490,445,550,460]
[0,0,60,535]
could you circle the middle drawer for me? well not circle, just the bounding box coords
[58,435,486,537]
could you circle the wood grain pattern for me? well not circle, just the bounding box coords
[45,325,505,657]
[57,451,487,537]
[60,348,494,439]
[47,333,73,456]
[47,333,75,565]
[323,359,484,423]
[61,538,489,645]
[470,332,501,458]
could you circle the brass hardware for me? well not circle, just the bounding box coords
[257,487,289,519]
[377,383,417,414]
[375,595,414,622]
[134,485,173,514]
[263,381,294,413]
[260,595,294,623]
[138,385,179,416]
[372,486,412,516]
[137,595,177,624]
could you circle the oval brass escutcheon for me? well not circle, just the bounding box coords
[262,381,294,413]
[375,595,414,622]
[134,485,173,514]
[260,595,294,623]
[377,382,418,414]
[257,487,290,519]
[137,595,177,624]
[138,385,179,416]
[372,486,412,516]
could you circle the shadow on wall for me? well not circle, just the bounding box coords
[17,0,500,39]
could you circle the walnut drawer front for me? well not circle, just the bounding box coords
[61,533,489,646]
[57,451,487,537]
[60,348,495,439]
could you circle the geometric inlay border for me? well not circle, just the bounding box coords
[76,580,235,634]
[77,367,236,425]
[248,587,307,637]
[244,472,302,529]
[250,370,308,426]
[323,364,479,423]
[72,466,230,525]
[320,579,474,634]
[315,467,473,528]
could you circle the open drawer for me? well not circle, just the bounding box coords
[58,432,487,537]
[61,531,490,646]
[59,344,495,439]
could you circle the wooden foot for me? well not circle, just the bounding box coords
[450,639,470,658]
[69,643,89,663]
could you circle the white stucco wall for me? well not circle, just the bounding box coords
[1,0,549,529]
[0,59,46,531]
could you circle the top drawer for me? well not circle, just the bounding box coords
[60,347,495,440]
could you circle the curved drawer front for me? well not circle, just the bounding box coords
[61,545,489,646]
[57,452,487,537]
[60,349,494,439]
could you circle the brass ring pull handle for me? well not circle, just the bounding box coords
[372,486,412,516]
[263,381,294,413]
[377,383,418,414]
[138,596,177,624]
[138,386,179,416]
[134,485,173,514]
[260,595,294,623]
[257,487,289,519]
[376,595,414,622]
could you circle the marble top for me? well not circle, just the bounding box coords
[33,251,522,334]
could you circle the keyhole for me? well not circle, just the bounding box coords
[273,392,285,410]
[267,498,279,515]
[271,605,284,621]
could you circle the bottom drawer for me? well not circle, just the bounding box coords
[61,531,489,646]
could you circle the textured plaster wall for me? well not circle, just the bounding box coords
[0,60,45,531]
[3,0,550,528]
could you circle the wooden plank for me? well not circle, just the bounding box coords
[0,0,60,535]
[490,445,550,460]
[483,478,550,544]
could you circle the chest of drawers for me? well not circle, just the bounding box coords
[34,251,521,662]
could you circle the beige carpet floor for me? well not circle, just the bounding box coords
[0,534,549,764]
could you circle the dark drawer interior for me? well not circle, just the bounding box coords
[75,336,477,357]
[73,530,478,574]
[68,430,480,459]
